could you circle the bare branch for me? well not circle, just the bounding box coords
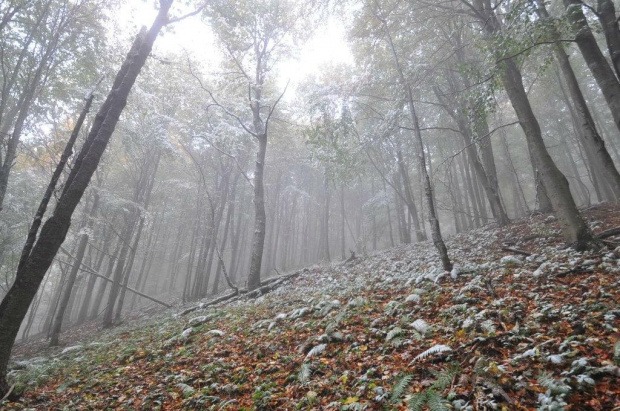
[186,59,259,138]
[265,80,289,132]
[167,2,208,24]
[197,134,254,187]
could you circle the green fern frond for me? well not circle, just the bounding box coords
[390,373,413,403]
[407,392,427,410]
[537,371,556,389]
[426,390,449,411]
[430,364,460,391]
[390,336,405,348]
[386,327,405,342]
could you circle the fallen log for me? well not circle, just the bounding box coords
[180,269,306,316]
[58,247,172,308]
[597,227,620,239]
[501,247,531,257]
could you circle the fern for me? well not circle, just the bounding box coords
[386,327,404,342]
[390,336,405,348]
[407,392,427,410]
[407,390,448,411]
[175,383,195,398]
[480,319,496,334]
[425,391,449,410]
[411,319,430,335]
[537,371,557,389]
[430,364,460,391]
[298,362,312,383]
[390,373,413,403]
[406,366,458,411]
[305,343,326,360]
[411,344,451,364]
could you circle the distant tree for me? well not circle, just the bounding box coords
[202,0,321,290]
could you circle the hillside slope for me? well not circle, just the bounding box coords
[4,204,620,410]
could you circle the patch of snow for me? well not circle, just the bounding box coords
[405,294,421,304]
[61,345,83,354]
[410,319,430,334]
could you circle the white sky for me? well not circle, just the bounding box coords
[113,1,354,97]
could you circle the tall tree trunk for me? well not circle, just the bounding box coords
[101,212,138,328]
[130,214,160,310]
[201,167,231,296]
[247,136,267,291]
[229,185,247,283]
[535,1,620,201]
[0,2,172,396]
[382,180,395,247]
[499,127,529,216]
[380,14,451,270]
[114,217,144,322]
[393,173,410,243]
[77,224,112,325]
[90,239,121,320]
[322,171,331,261]
[114,151,160,319]
[476,2,595,249]
[564,0,620,135]
[554,63,615,202]
[450,159,465,233]
[49,192,100,346]
[462,149,481,227]
[396,150,425,240]
[265,172,282,274]
[182,222,199,303]
[470,158,488,224]
[597,0,620,79]
[212,173,239,294]
[455,153,474,228]
[434,85,510,225]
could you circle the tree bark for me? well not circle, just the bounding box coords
[247,135,267,291]
[597,0,620,80]
[0,2,172,396]
[433,84,510,225]
[321,171,331,261]
[474,2,595,249]
[396,150,425,240]
[564,0,620,135]
[380,13,452,270]
[49,192,99,346]
[535,1,620,201]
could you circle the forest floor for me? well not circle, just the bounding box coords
[3,204,620,410]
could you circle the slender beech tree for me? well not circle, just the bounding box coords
[203,0,318,290]
[373,5,452,271]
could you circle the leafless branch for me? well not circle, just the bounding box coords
[265,80,289,131]
[197,134,254,187]
[167,2,208,24]
[186,59,259,138]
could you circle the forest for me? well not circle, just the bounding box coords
[0,0,619,409]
